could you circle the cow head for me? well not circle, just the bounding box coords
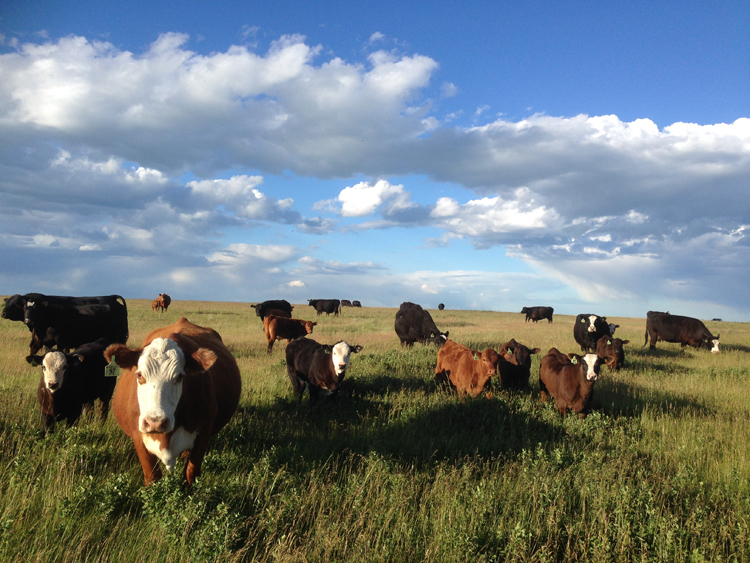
[26,350,82,391]
[501,339,541,367]
[2,294,25,321]
[330,341,363,377]
[708,335,720,353]
[474,348,500,378]
[429,330,449,347]
[568,353,604,381]
[304,321,317,334]
[23,300,43,326]
[608,323,619,335]
[587,315,599,332]
[106,337,216,434]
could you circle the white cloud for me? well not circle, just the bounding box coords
[333,180,408,217]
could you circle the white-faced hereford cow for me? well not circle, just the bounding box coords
[573,314,618,353]
[434,339,499,399]
[645,311,720,353]
[105,317,241,485]
[26,338,115,431]
[285,338,362,402]
[263,315,317,353]
[539,348,605,419]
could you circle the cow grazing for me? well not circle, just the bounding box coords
[285,338,363,402]
[497,338,541,390]
[573,314,615,353]
[394,302,449,348]
[645,311,720,353]
[26,338,114,431]
[156,293,171,313]
[435,339,498,399]
[352,301,362,307]
[251,300,294,321]
[264,315,317,353]
[596,335,630,370]
[341,300,353,307]
[521,306,554,323]
[539,348,605,419]
[24,299,129,355]
[308,299,341,316]
[105,317,241,485]
[3,293,128,355]
[438,303,445,311]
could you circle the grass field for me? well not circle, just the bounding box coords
[1,299,749,562]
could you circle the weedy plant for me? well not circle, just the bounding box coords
[1,299,749,562]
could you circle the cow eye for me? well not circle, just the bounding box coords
[136,372,146,385]
[175,372,184,383]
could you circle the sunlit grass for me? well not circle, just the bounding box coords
[1,298,748,561]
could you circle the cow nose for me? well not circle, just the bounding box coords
[48,382,58,390]
[142,416,170,434]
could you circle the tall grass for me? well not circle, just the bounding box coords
[1,300,749,561]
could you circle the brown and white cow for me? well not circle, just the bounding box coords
[263,315,317,353]
[539,347,604,419]
[435,339,499,399]
[285,338,362,402]
[596,335,630,370]
[105,317,241,485]
[157,293,171,313]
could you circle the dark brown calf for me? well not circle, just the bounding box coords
[539,347,604,419]
[285,338,362,402]
[497,338,541,390]
[435,339,499,399]
[263,315,317,353]
[596,335,630,370]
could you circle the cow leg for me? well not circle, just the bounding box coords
[286,367,305,399]
[133,438,162,485]
[185,433,211,486]
[267,339,274,354]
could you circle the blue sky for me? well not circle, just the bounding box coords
[1,1,748,320]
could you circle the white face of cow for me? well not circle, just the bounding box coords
[331,341,354,376]
[135,338,186,434]
[587,315,598,332]
[710,338,720,354]
[582,353,600,381]
[42,351,67,391]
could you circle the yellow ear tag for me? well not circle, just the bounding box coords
[473,354,478,361]
[105,356,120,378]
[607,340,612,345]
[571,357,578,364]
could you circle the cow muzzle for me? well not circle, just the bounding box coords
[140,415,171,434]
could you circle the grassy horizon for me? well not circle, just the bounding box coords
[1,299,748,562]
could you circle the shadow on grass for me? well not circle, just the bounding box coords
[595,378,714,418]
[721,344,750,354]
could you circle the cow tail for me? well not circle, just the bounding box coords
[643,327,648,348]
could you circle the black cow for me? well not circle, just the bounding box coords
[644,311,720,353]
[497,338,541,390]
[438,303,445,311]
[308,299,341,316]
[394,302,449,348]
[285,337,363,402]
[23,300,129,354]
[4,294,128,355]
[341,300,353,307]
[26,338,115,431]
[573,314,617,353]
[251,300,293,321]
[521,306,554,323]
[352,300,362,307]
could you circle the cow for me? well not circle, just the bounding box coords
[285,337,362,402]
[26,338,115,431]
[157,293,171,312]
[104,317,242,485]
[539,348,605,419]
[308,299,341,317]
[152,300,161,313]
[434,339,498,399]
[251,300,294,321]
[23,299,129,355]
[263,315,317,353]
[438,303,445,311]
[521,306,554,323]
[596,335,630,370]
[3,293,128,354]
[497,338,541,390]
[394,302,449,348]
[573,314,617,353]
[341,300,353,307]
[352,301,362,307]
[644,311,720,353]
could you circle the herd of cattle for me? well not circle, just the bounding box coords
[1,293,722,486]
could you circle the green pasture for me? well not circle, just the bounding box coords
[1,299,749,562]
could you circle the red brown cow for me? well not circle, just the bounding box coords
[105,317,241,485]
[596,335,630,370]
[151,300,160,312]
[539,348,604,419]
[156,293,171,313]
[497,338,541,390]
[263,315,317,353]
[435,339,499,399]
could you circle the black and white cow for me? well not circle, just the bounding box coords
[645,311,720,353]
[573,314,618,353]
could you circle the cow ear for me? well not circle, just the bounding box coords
[444,331,449,338]
[322,345,333,354]
[187,348,217,372]
[352,345,363,353]
[312,322,318,326]
[26,354,44,367]
[105,344,141,369]
[69,354,84,367]
[531,348,541,354]
[621,340,630,345]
